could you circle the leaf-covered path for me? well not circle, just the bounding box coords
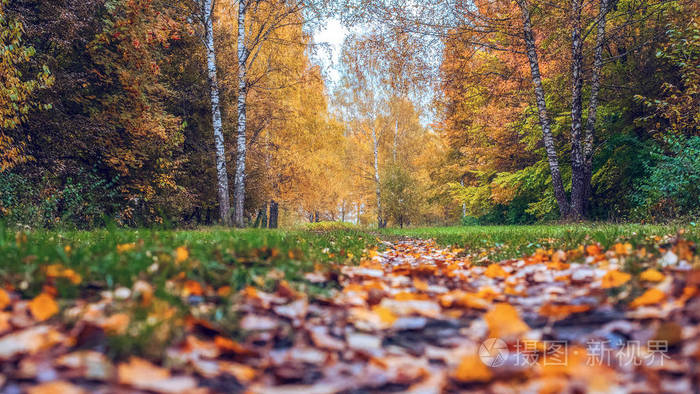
[1,237,699,393]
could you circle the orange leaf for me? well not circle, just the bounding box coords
[183,280,203,297]
[217,286,232,297]
[483,303,529,339]
[453,353,492,383]
[0,289,10,310]
[27,381,85,394]
[175,246,189,263]
[601,270,631,288]
[585,244,602,256]
[29,293,59,321]
[639,268,665,282]
[630,288,666,308]
[539,304,591,320]
[484,264,507,279]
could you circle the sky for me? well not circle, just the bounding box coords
[311,18,348,85]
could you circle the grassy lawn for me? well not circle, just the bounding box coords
[380,223,699,260]
[0,226,377,300]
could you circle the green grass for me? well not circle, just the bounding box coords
[0,226,377,300]
[379,223,699,260]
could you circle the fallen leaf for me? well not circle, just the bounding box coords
[630,288,666,308]
[0,325,65,360]
[175,246,189,263]
[453,353,492,383]
[0,289,9,310]
[484,264,508,279]
[118,357,197,393]
[102,313,130,335]
[483,303,529,340]
[27,381,85,394]
[29,293,59,321]
[601,270,631,289]
[640,268,665,282]
[116,243,136,253]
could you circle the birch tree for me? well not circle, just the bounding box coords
[230,0,326,227]
[197,0,232,225]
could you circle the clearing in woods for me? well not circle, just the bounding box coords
[0,224,698,392]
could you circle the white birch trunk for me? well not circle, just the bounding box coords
[372,126,384,228]
[517,0,571,218]
[569,0,586,219]
[233,0,248,227]
[203,0,231,226]
[583,0,610,210]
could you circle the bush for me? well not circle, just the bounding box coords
[632,136,700,220]
[0,168,120,229]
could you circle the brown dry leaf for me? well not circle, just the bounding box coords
[29,293,59,321]
[102,313,130,335]
[453,353,492,383]
[0,325,65,360]
[483,303,529,340]
[601,270,631,289]
[0,289,9,310]
[56,350,114,381]
[27,381,86,394]
[118,357,197,393]
[630,288,666,308]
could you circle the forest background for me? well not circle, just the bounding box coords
[1,0,698,229]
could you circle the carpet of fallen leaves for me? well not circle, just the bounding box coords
[1,235,700,393]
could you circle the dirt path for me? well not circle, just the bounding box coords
[1,238,699,393]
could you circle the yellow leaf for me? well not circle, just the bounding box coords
[539,304,591,320]
[453,353,492,383]
[601,270,631,288]
[0,288,10,310]
[175,246,189,263]
[630,288,666,308]
[484,264,507,279]
[639,268,665,282]
[116,243,136,253]
[29,293,59,321]
[372,305,397,325]
[483,303,529,339]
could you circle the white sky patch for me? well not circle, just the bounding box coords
[311,18,348,85]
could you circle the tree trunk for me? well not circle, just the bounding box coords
[583,0,610,215]
[203,0,231,226]
[517,0,571,218]
[460,177,466,218]
[268,199,278,228]
[261,201,268,228]
[569,0,585,220]
[393,118,398,162]
[372,127,384,228]
[233,0,248,228]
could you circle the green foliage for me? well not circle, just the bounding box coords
[381,166,422,227]
[632,136,700,220]
[0,169,121,229]
[0,0,53,170]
